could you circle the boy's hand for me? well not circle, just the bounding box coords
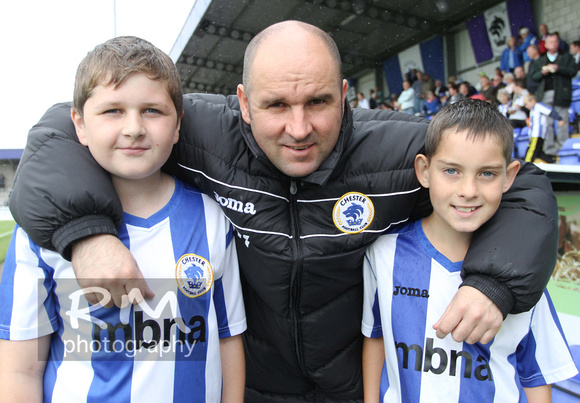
[71,234,154,308]
[433,286,502,344]
[558,120,566,127]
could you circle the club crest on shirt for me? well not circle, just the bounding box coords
[175,254,213,298]
[333,192,375,234]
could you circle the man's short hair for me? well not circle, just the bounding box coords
[424,99,514,163]
[73,36,182,119]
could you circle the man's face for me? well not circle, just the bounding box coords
[527,46,538,60]
[480,76,490,88]
[238,30,347,178]
[546,35,559,54]
[571,44,580,55]
[514,66,525,78]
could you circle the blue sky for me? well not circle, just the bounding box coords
[0,0,195,149]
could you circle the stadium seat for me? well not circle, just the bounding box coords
[558,138,580,165]
[514,126,529,159]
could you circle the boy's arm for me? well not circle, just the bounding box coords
[523,385,552,403]
[220,334,245,402]
[363,336,385,402]
[0,336,51,403]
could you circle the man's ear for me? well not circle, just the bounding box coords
[341,79,348,106]
[71,108,88,146]
[237,84,251,125]
[414,154,430,188]
[503,160,521,193]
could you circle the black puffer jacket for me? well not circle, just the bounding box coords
[10,94,558,401]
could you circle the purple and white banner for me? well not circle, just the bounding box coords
[466,0,534,64]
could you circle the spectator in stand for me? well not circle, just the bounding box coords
[500,36,524,75]
[526,44,541,94]
[368,89,378,109]
[509,78,530,129]
[412,70,425,113]
[514,66,526,80]
[519,27,538,70]
[439,92,449,108]
[375,86,384,104]
[396,79,416,114]
[530,32,577,156]
[479,73,497,105]
[523,93,566,163]
[447,83,464,104]
[493,72,507,92]
[497,88,512,118]
[433,79,447,99]
[570,40,580,78]
[538,24,549,55]
[503,73,515,95]
[422,73,435,99]
[357,92,370,109]
[553,31,569,54]
[422,90,441,117]
[459,81,477,98]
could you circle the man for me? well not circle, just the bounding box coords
[10,21,558,402]
[538,23,549,55]
[433,79,447,98]
[368,89,378,109]
[571,40,580,78]
[530,33,577,156]
[518,27,538,70]
[479,73,497,104]
[411,70,425,113]
[526,43,541,94]
[396,79,416,114]
[357,92,370,109]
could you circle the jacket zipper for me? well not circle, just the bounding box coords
[288,179,305,372]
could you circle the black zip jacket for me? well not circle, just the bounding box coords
[9,94,558,401]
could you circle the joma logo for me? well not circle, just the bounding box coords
[393,285,429,298]
[214,192,256,215]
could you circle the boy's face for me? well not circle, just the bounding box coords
[414,130,520,235]
[72,73,180,182]
[524,98,535,110]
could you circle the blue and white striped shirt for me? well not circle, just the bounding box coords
[362,219,577,402]
[0,179,246,402]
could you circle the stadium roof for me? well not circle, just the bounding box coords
[170,0,506,95]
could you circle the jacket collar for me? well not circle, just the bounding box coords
[240,98,353,186]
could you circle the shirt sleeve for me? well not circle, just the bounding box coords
[362,246,383,339]
[0,226,58,340]
[208,201,246,339]
[516,291,579,387]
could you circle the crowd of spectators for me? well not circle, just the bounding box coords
[349,24,579,158]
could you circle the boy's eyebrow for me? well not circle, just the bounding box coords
[436,159,505,170]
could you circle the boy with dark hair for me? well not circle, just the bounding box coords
[362,99,577,402]
[0,36,246,402]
